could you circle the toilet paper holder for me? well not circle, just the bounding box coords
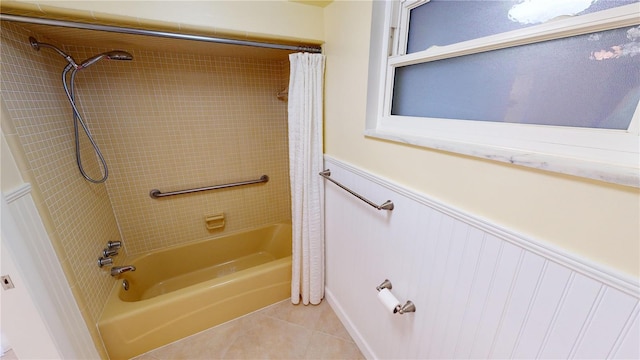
[376,279,416,314]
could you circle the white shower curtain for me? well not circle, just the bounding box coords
[288,52,326,305]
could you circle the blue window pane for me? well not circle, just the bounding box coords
[392,26,640,130]
[407,0,640,53]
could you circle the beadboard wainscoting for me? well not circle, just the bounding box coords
[2,185,99,359]
[323,156,639,360]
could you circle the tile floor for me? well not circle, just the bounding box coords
[0,350,17,360]
[132,299,364,360]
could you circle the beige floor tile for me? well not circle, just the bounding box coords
[261,299,325,328]
[196,316,255,358]
[304,332,365,360]
[222,315,312,359]
[132,299,364,360]
[140,331,213,359]
[315,303,353,342]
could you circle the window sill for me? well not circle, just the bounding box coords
[364,128,639,188]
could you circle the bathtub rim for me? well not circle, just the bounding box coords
[121,221,292,264]
[99,255,292,320]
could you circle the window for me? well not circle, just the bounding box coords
[365,0,640,187]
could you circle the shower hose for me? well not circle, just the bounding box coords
[61,63,109,184]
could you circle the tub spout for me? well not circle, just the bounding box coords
[111,265,136,276]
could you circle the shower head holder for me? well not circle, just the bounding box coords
[29,36,40,51]
[28,36,79,69]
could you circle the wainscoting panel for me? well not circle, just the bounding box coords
[2,185,99,359]
[323,156,639,359]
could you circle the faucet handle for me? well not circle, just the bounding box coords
[103,248,118,257]
[98,257,113,267]
[107,240,122,250]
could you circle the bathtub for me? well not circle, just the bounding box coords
[97,223,292,360]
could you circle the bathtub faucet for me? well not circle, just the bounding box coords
[111,265,136,276]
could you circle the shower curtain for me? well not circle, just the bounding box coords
[288,52,326,305]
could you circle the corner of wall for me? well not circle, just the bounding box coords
[1,95,107,358]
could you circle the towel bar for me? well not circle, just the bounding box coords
[319,169,394,211]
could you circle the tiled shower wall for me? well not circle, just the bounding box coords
[1,20,291,336]
[1,22,119,354]
[66,42,291,255]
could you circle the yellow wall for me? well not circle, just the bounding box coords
[323,0,639,278]
[1,0,325,44]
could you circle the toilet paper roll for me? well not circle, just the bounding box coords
[377,288,400,313]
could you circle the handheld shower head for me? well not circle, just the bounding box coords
[29,36,79,69]
[79,50,133,69]
[29,36,134,184]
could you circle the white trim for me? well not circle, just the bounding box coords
[366,1,640,188]
[3,183,31,204]
[391,3,640,66]
[1,228,61,359]
[325,288,375,360]
[365,128,640,187]
[1,192,101,359]
[395,0,429,56]
[324,155,640,299]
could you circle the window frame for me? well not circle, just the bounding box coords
[364,0,640,187]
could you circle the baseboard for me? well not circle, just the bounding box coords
[325,287,376,360]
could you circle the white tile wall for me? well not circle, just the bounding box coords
[323,156,640,359]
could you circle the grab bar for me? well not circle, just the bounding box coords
[150,175,269,199]
[319,169,394,211]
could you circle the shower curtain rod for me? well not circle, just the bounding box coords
[0,13,323,53]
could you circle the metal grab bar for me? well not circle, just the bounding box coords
[319,170,394,211]
[150,175,269,199]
